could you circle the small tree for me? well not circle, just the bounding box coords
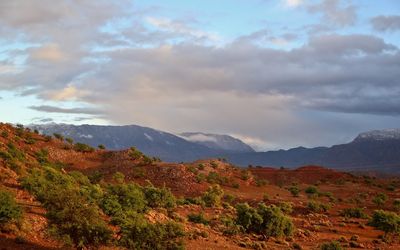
[0,190,22,226]
[369,210,400,236]
[288,186,300,197]
[373,193,388,207]
[202,185,224,207]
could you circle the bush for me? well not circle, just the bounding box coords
[308,201,331,213]
[255,179,268,187]
[305,185,318,195]
[288,186,300,197]
[206,171,227,185]
[278,202,293,214]
[98,144,106,150]
[188,212,209,225]
[21,167,111,247]
[0,190,22,225]
[320,241,342,250]
[393,199,400,211]
[369,210,400,235]
[74,143,94,153]
[53,133,64,141]
[373,193,388,207]
[340,207,368,219]
[117,212,185,250]
[202,184,224,207]
[235,203,294,237]
[113,172,125,183]
[142,183,176,209]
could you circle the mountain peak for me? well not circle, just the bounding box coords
[354,128,400,142]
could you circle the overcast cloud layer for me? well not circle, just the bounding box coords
[0,0,400,150]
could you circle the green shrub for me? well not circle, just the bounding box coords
[35,149,49,164]
[195,173,206,183]
[98,144,106,150]
[74,143,94,153]
[142,183,176,209]
[320,241,342,250]
[206,171,227,185]
[278,202,293,214]
[368,210,400,235]
[373,193,388,207]
[235,203,294,237]
[129,147,143,159]
[113,172,125,183]
[305,185,318,195]
[0,190,22,225]
[21,167,111,247]
[202,184,224,207]
[53,133,64,141]
[210,161,218,169]
[255,179,268,187]
[115,211,184,250]
[65,138,74,144]
[340,207,368,219]
[240,170,251,181]
[188,212,209,225]
[393,199,400,211]
[198,164,205,170]
[1,131,8,138]
[288,186,300,197]
[308,201,331,213]
[101,183,146,216]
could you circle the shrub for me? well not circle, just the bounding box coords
[74,143,94,153]
[65,138,74,144]
[288,186,300,197]
[210,161,218,169]
[142,183,176,209]
[369,210,400,235]
[53,133,64,141]
[101,183,146,216]
[373,193,388,207]
[305,185,318,195]
[113,172,125,183]
[0,190,22,225]
[187,212,209,225]
[278,202,293,214]
[129,147,143,159]
[1,130,8,138]
[202,184,224,207]
[340,208,368,219]
[35,149,49,164]
[393,199,400,211]
[21,168,111,247]
[118,213,185,250]
[198,163,205,170]
[206,171,227,185]
[235,203,294,237]
[240,170,251,181]
[195,173,206,183]
[98,144,106,150]
[320,241,342,250]
[255,179,268,187]
[308,201,331,213]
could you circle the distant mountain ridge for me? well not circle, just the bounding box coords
[224,129,400,174]
[30,123,254,162]
[179,132,254,153]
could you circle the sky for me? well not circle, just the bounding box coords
[0,0,400,151]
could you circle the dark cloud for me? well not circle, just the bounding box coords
[29,105,103,115]
[31,117,54,123]
[371,15,400,32]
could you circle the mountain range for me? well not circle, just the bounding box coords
[30,124,400,174]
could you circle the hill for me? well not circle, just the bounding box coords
[1,122,400,249]
[225,129,400,174]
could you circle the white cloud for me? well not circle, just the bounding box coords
[284,0,303,7]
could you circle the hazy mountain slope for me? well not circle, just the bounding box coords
[179,132,254,153]
[30,124,219,162]
[224,129,400,173]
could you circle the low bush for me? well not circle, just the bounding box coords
[202,184,224,207]
[235,203,294,237]
[74,143,94,153]
[373,193,388,207]
[340,207,368,219]
[320,241,342,250]
[305,185,318,195]
[0,190,22,226]
[142,183,176,209]
[368,210,400,235]
[288,186,300,197]
[308,201,331,213]
[187,212,209,225]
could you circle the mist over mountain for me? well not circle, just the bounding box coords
[224,129,400,174]
[30,124,253,162]
[179,132,254,153]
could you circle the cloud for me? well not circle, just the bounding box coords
[308,0,357,27]
[371,15,400,32]
[29,105,103,115]
[284,0,303,8]
[181,133,218,143]
[46,85,89,101]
